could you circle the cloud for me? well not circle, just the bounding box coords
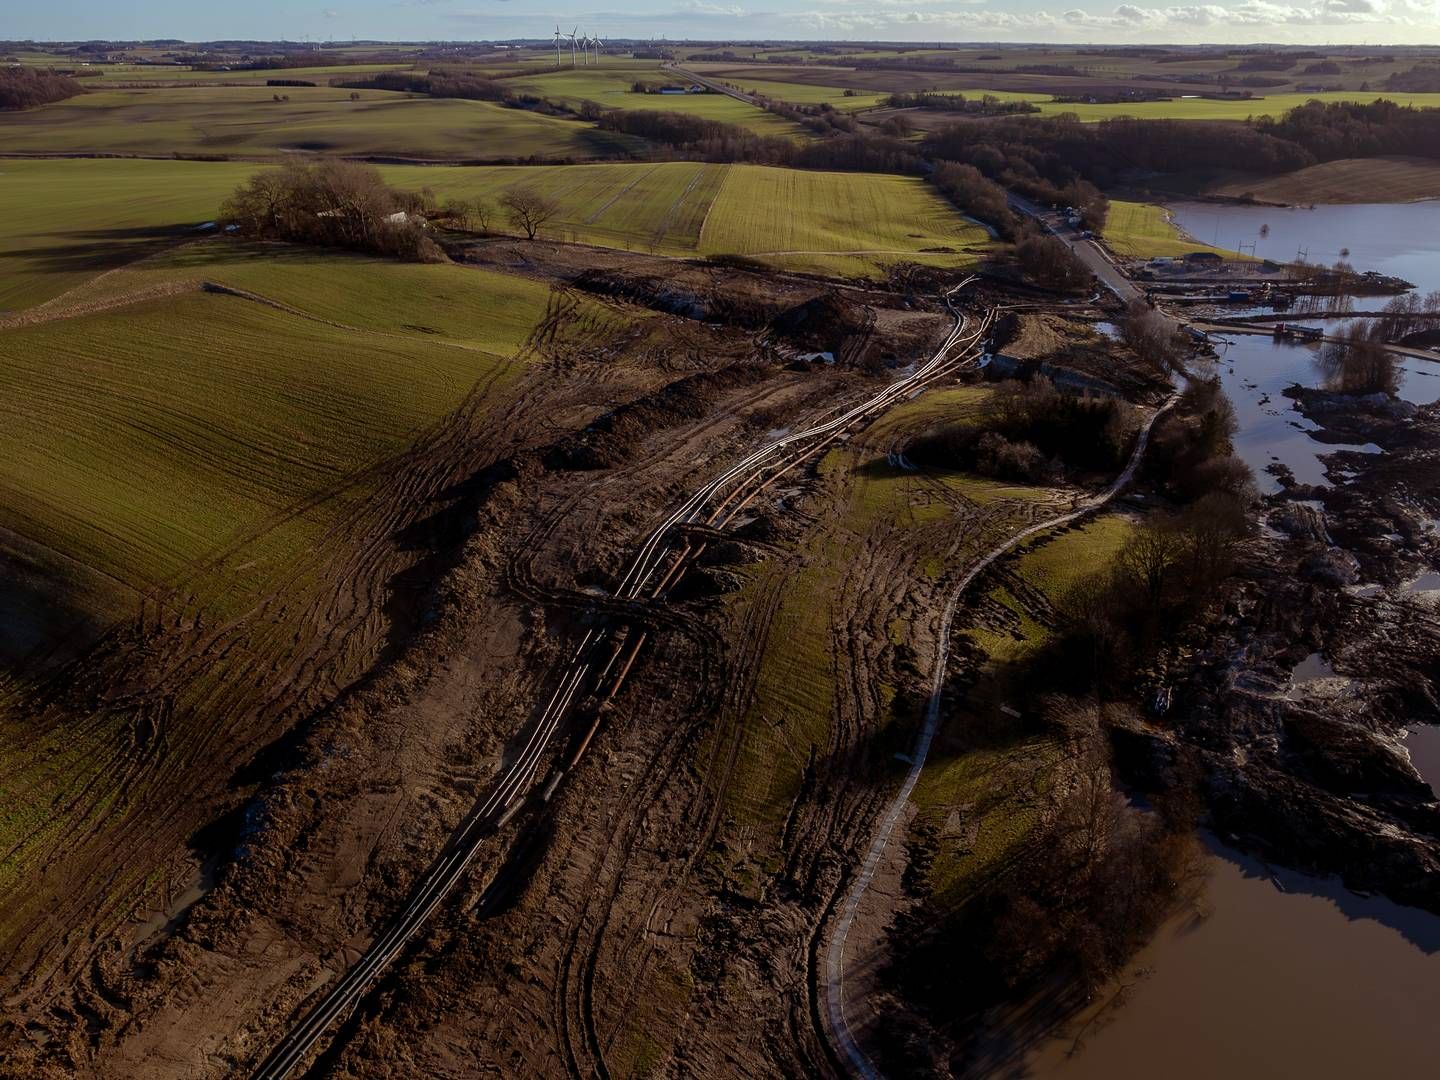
[321,7,340,16]
[676,0,749,14]
[791,0,1431,32]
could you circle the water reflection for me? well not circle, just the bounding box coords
[1025,839,1440,1080]
[1167,201,1440,296]
[1208,334,1385,494]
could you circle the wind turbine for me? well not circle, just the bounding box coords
[568,26,579,67]
[553,24,563,68]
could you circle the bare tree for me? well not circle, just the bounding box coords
[1117,518,1185,618]
[500,187,561,241]
[1120,299,1186,374]
[471,198,494,234]
[443,197,495,235]
[1317,324,1401,395]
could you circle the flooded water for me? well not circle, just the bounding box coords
[1290,650,1335,684]
[1206,326,1440,494]
[1405,725,1440,798]
[1023,201,1440,1079]
[1209,334,1384,493]
[1167,201,1440,296]
[1026,841,1440,1080]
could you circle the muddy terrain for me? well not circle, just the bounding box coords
[1160,391,1440,909]
[5,237,1436,1080]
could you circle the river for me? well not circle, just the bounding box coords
[1025,200,1440,1079]
[1023,840,1440,1080]
[1167,200,1440,296]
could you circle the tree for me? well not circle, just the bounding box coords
[1317,324,1401,395]
[1175,490,1250,593]
[1120,299,1186,374]
[443,197,494,234]
[1015,235,1092,292]
[1116,519,1186,619]
[501,187,561,241]
[219,160,441,262]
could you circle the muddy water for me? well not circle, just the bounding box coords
[1167,201,1440,296]
[1026,842,1440,1080]
[1024,203,1440,1079]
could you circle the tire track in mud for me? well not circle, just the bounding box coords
[0,333,643,1016]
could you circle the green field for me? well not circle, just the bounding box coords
[1103,199,1230,258]
[1036,90,1440,122]
[406,161,989,276]
[494,60,803,136]
[0,159,990,317]
[698,166,989,276]
[0,158,258,312]
[0,254,562,628]
[0,84,640,160]
[0,243,587,917]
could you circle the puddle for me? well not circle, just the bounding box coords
[130,857,218,955]
[1403,725,1440,798]
[1290,651,1335,683]
[1405,570,1440,593]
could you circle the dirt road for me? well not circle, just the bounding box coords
[822,389,1177,1076]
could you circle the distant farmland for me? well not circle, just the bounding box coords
[0,159,989,299]
[494,61,805,137]
[0,84,643,160]
[397,161,992,276]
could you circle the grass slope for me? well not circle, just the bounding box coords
[1036,90,1440,122]
[725,387,1050,837]
[0,287,519,617]
[0,158,988,324]
[1212,156,1440,204]
[913,513,1137,906]
[1103,199,1230,258]
[0,85,638,160]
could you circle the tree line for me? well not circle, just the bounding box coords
[331,69,566,116]
[0,67,84,109]
[883,91,1039,115]
[1259,99,1440,162]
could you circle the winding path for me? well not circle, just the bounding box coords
[823,390,1177,1079]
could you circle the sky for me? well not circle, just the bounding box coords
[8,0,1440,46]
